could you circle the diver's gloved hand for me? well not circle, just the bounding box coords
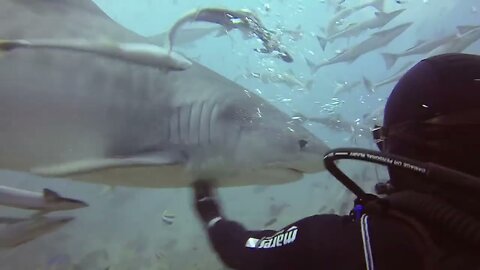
[192,179,223,227]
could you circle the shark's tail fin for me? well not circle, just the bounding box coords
[381,52,399,69]
[316,35,328,51]
[371,0,385,12]
[305,57,320,74]
[362,76,375,93]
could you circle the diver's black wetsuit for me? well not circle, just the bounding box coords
[206,214,424,270]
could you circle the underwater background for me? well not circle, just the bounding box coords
[0,0,479,269]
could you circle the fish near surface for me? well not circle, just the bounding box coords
[0,0,329,188]
[318,9,405,50]
[381,34,457,69]
[325,0,385,37]
[426,25,480,58]
[309,22,412,73]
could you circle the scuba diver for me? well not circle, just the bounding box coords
[191,53,480,270]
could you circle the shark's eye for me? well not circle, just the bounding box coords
[298,139,308,149]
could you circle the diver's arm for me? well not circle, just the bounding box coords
[192,180,319,269]
[206,216,316,270]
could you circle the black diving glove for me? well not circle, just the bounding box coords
[192,179,223,227]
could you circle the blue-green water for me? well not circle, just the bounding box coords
[0,0,479,269]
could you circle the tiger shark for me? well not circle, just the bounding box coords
[0,0,329,188]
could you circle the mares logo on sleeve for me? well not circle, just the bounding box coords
[245,225,298,249]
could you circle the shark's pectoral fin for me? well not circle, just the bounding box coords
[31,152,187,177]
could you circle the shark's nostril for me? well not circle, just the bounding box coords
[298,139,308,149]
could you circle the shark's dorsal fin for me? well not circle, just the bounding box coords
[43,188,61,202]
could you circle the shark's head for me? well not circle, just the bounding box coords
[195,96,330,186]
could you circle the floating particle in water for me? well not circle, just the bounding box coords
[264,3,271,12]
[161,210,175,225]
[256,107,263,118]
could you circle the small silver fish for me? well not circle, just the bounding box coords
[0,39,192,71]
